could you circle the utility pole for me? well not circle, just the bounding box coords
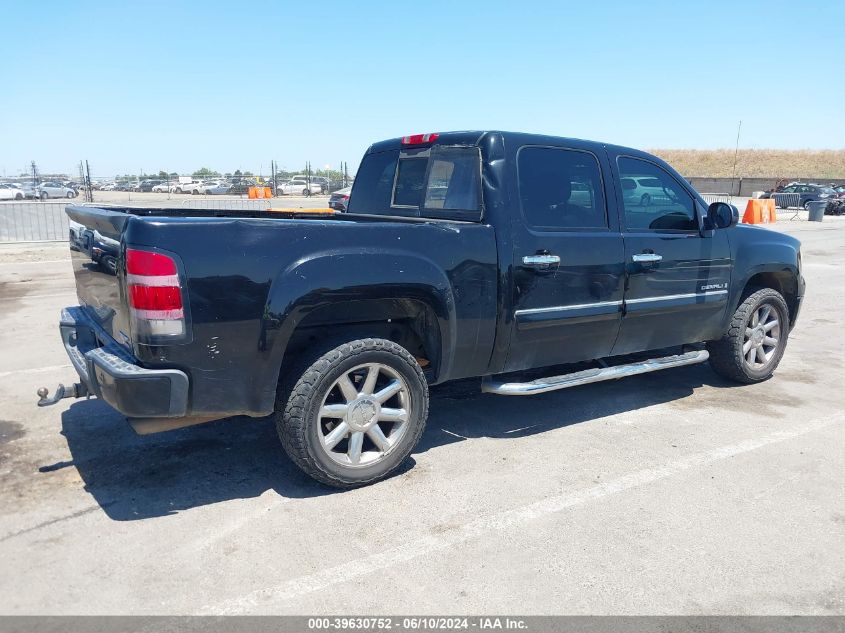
[85,160,93,202]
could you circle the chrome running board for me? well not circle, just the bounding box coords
[481,350,709,396]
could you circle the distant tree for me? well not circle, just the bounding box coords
[234,169,242,177]
[243,171,253,177]
[157,171,168,179]
[192,167,219,178]
[168,172,178,177]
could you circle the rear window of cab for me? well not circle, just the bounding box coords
[347,145,482,221]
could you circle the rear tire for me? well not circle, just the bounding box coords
[707,288,789,384]
[40,191,48,200]
[275,338,429,488]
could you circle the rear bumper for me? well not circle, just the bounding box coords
[60,306,189,418]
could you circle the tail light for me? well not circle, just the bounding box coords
[126,248,185,338]
[401,133,439,145]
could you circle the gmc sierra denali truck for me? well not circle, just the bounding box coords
[39,131,805,487]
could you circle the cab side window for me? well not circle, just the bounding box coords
[617,157,697,232]
[518,147,607,230]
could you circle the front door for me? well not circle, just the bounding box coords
[609,153,732,355]
[505,143,625,372]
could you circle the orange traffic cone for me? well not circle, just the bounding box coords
[742,199,777,224]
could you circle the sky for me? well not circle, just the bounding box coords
[1,0,843,178]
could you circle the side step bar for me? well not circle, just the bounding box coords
[481,350,709,396]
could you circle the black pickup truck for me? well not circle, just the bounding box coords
[41,131,805,487]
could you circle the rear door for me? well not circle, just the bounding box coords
[608,152,732,355]
[505,143,625,372]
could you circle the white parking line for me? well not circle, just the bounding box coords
[15,292,76,300]
[0,364,71,379]
[0,259,70,266]
[204,413,841,614]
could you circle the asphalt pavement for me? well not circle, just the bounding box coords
[0,217,843,615]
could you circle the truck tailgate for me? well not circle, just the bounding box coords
[66,206,133,350]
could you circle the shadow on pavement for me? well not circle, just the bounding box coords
[49,362,737,521]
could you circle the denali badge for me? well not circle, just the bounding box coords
[700,283,728,291]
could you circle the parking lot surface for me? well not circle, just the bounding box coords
[0,218,843,615]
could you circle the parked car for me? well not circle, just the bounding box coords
[761,183,837,210]
[0,184,25,200]
[278,179,322,195]
[328,186,351,211]
[11,183,40,199]
[151,182,175,193]
[619,176,673,207]
[174,180,201,194]
[139,180,166,192]
[831,185,845,199]
[47,131,807,489]
[198,181,231,195]
[310,176,329,193]
[115,182,136,192]
[38,182,77,199]
[227,179,258,195]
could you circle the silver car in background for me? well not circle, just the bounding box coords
[38,182,77,199]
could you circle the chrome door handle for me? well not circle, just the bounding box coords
[522,254,561,267]
[632,253,663,263]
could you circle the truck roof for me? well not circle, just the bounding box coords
[366,130,651,162]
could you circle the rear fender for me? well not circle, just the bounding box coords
[263,248,456,393]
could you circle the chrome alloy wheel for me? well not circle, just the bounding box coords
[317,363,411,468]
[742,304,781,370]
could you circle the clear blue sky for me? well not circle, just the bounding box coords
[2,0,842,178]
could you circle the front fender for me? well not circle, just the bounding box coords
[725,225,802,321]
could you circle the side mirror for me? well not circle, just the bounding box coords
[707,202,739,229]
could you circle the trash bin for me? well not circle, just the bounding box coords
[807,200,826,222]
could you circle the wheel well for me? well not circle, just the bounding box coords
[743,271,799,325]
[279,298,441,381]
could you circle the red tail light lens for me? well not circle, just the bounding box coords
[129,285,183,312]
[126,249,177,276]
[401,133,439,145]
[125,248,185,338]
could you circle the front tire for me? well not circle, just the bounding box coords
[707,288,789,384]
[276,338,429,488]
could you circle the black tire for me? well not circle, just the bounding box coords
[275,338,429,488]
[15,193,22,200]
[707,288,790,384]
[100,256,117,275]
[302,188,310,196]
[67,191,75,198]
[641,193,650,206]
[803,200,812,210]
[40,191,48,200]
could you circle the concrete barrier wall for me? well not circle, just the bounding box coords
[687,177,845,197]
